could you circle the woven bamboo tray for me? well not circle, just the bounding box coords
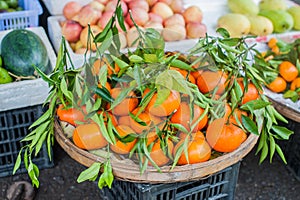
[54,119,258,183]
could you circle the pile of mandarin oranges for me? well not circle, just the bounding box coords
[265,38,300,96]
[56,55,259,168]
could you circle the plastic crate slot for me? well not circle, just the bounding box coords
[0,130,9,141]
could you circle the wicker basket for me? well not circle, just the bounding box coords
[54,119,258,183]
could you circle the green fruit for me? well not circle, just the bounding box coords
[287,6,300,30]
[247,15,274,36]
[1,29,50,77]
[0,1,8,10]
[0,67,13,84]
[217,13,251,38]
[259,0,287,11]
[6,0,18,8]
[259,10,294,33]
[228,0,259,15]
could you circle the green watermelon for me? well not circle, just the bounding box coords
[0,29,50,77]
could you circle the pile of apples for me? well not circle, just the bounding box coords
[61,0,206,54]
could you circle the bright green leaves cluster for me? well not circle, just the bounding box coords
[12,37,81,188]
[77,161,114,189]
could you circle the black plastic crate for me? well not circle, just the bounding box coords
[0,105,54,177]
[100,162,240,200]
[279,120,300,181]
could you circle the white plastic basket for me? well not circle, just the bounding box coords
[0,27,57,112]
[0,0,43,30]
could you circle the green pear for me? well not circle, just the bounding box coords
[259,10,294,33]
[217,13,251,38]
[287,6,300,30]
[247,15,274,36]
[0,67,13,84]
[259,0,287,11]
[227,0,259,15]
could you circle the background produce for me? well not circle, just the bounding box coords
[0,29,51,84]
[217,0,300,38]
[262,37,300,102]
[60,0,207,54]
[0,0,22,13]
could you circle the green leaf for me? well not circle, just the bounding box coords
[107,117,116,144]
[242,115,259,135]
[216,28,230,38]
[271,126,294,140]
[155,69,192,97]
[269,106,288,124]
[28,121,51,148]
[259,140,269,164]
[240,100,271,111]
[256,130,266,155]
[111,55,129,69]
[33,65,55,84]
[253,109,264,134]
[28,163,40,188]
[275,144,287,164]
[92,85,114,103]
[116,6,126,32]
[133,64,143,89]
[29,109,51,129]
[12,150,22,174]
[129,55,144,63]
[155,86,170,107]
[77,162,101,183]
[170,59,194,71]
[94,18,113,43]
[98,161,114,189]
[283,90,298,102]
[98,30,113,54]
[269,134,275,162]
[171,123,189,134]
[110,86,135,110]
[34,131,48,157]
[60,77,73,102]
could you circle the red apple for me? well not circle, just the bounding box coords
[148,13,163,23]
[78,5,102,27]
[162,24,186,41]
[158,0,172,5]
[163,13,185,27]
[126,27,141,47]
[61,20,83,43]
[89,1,105,12]
[144,21,164,33]
[105,0,128,16]
[63,1,82,20]
[128,0,149,12]
[80,25,102,51]
[186,22,207,39]
[98,11,129,32]
[146,0,158,6]
[151,2,174,20]
[95,0,109,5]
[183,6,203,23]
[126,8,149,27]
[170,0,184,13]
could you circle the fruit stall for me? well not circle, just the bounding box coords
[0,0,300,199]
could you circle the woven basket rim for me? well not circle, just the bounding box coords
[54,119,258,183]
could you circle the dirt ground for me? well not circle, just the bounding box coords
[1,140,300,200]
